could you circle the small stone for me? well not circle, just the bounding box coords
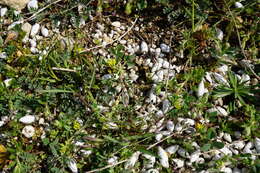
[0,7,7,17]
[183,118,195,126]
[190,151,201,163]
[235,2,244,8]
[155,48,161,58]
[223,133,232,143]
[162,99,170,113]
[143,154,156,169]
[30,47,38,54]
[140,41,149,53]
[155,110,163,117]
[220,167,232,173]
[22,22,32,35]
[0,52,7,59]
[158,147,169,168]
[107,156,118,165]
[155,133,163,141]
[220,146,232,156]
[19,115,35,124]
[160,43,170,53]
[0,0,30,11]
[22,125,35,138]
[233,167,241,173]
[243,141,253,153]
[27,0,38,10]
[216,28,224,41]
[30,23,40,37]
[174,122,182,132]
[41,26,49,37]
[125,151,141,169]
[234,131,242,139]
[4,78,13,87]
[212,72,229,86]
[29,39,37,47]
[166,120,174,132]
[38,118,44,125]
[111,21,121,28]
[255,137,260,153]
[232,141,245,150]
[67,159,78,173]
[172,159,184,168]
[177,148,189,158]
[165,145,179,155]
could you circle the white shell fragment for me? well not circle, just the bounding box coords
[143,154,156,169]
[125,151,141,169]
[216,28,224,41]
[158,147,169,168]
[232,141,245,150]
[190,151,201,163]
[172,159,184,168]
[111,21,121,28]
[162,99,171,113]
[0,7,8,17]
[197,79,208,97]
[27,0,38,10]
[107,156,118,165]
[166,120,174,132]
[22,125,35,138]
[19,115,35,124]
[223,133,232,143]
[255,137,260,153]
[30,23,40,37]
[160,43,170,53]
[67,159,78,173]
[4,78,13,87]
[235,2,244,8]
[177,147,189,158]
[166,145,179,155]
[41,26,49,37]
[140,41,149,53]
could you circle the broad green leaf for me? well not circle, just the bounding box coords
[212,141,224,149]
[201,143,211,152]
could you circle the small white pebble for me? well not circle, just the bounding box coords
[0,7,8,17]
[216,28,224,41]
[67,159,78,173]
[172,159,184,168]
[4,78,13,87]
[111,21,121,28]
[19,115,35,124]
[255,137,260,153]
[160,43,170,53]
[28,0,38,10]
[235,2,244,8]
[166,120,174,132]
[22,125,35,138]
[29,39,37,47]
[165,145,179,155]
[41,27,49,37]
[158,147,169,168]
[155,133,163,141]
[223,133,232,143]
[140,41,149,53]
[30,23,40,38]
[125,151,141,169]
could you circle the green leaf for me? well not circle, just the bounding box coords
[201,143,211,151]
[13,163,22,173]
[212,141,224,149]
